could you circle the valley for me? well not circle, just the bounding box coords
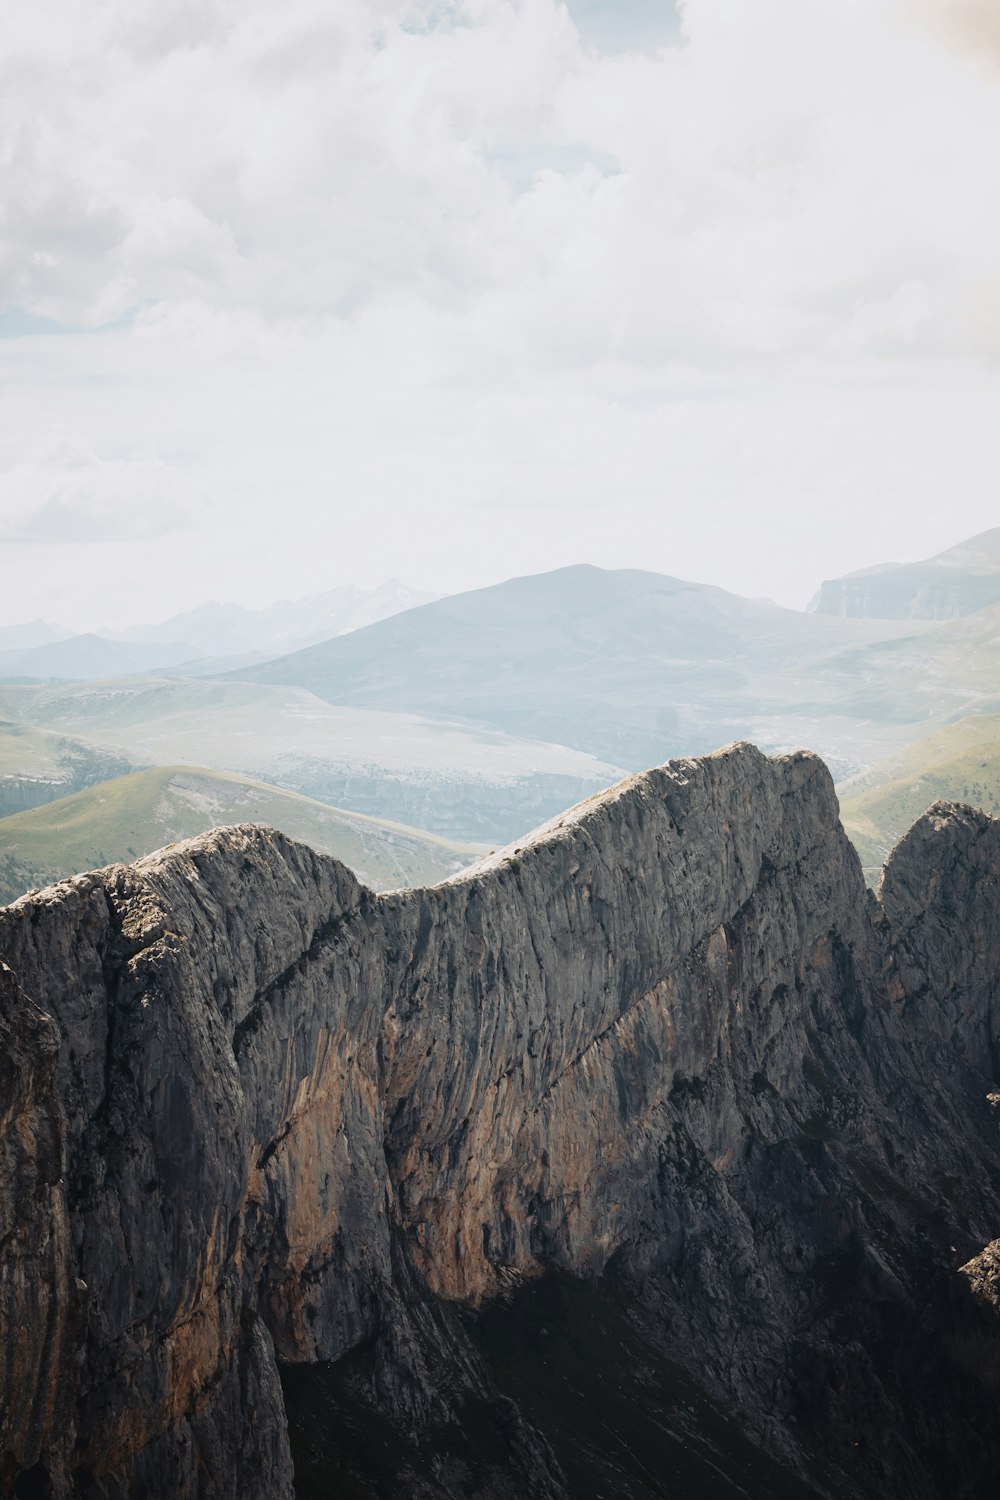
[3,534,1000,906]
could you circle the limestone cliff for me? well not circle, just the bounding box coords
[1,744,998,1499]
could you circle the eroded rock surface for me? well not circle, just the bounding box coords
[1,744,999,1498]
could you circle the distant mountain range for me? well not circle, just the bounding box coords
[811,526,1000,620]
[5,534,1000,873]
[224,563,941,777]
[0,634,200,683]
[0,619,72,652]
[0,581,436,683]
[110,578,438,658]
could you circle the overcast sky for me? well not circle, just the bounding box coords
[2,0,999,630]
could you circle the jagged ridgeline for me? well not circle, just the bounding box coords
[1,744,999,1499]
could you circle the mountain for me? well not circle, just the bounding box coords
[3,745,1000,1498]
[0,720,135,817]
[0,619,71,652]
[112,579,438,658]
[811,526,1000,619]
[0,633,199,682]
[224,564,942,777]
[0,765,478,904]
[0,677,624,842]
[838,712,1000,874]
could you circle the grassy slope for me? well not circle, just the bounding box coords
[0,719,136,817]
[0,720,70,778]
[838,713,1000,876]
[0,718,132,778]
[0,765,481,905]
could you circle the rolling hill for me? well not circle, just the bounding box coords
[838,712,1000,877]
[0,765,481,905]
[0,719,135,816]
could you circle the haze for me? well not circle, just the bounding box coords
[2,0,999,630]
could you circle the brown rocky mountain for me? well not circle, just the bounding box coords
[1,744,999,1499]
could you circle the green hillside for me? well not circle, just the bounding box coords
[0,677,624,843]
[0,719,135,816]
[838,714,1000,879]
[0,765,481,905]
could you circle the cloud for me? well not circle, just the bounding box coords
[2,0,998,362]
[0,442,194,542]
[0,0,999,628]
[904,0,1000,58]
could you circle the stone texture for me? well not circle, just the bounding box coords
[0,962,79,1495]
[1,743,999,1498]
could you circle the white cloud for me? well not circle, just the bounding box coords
[0,441,194,542]
[4,0,999,358]
[0,0,998,628]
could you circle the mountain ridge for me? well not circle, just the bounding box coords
[109,578,439,658]
[2,743,999,1497]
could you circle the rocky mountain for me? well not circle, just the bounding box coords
[0,678,623,843]
[224,564,940,777]
[0,765,479,906]
[1,743,999,1498]
[112,579,438,660]
[811,527,1000,620]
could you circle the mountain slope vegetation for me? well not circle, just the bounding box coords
[839,713,1000,874]
[0,719,134,816]
[0,765,480,904]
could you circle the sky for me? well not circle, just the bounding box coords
[2,0,1000,630]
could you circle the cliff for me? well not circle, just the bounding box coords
[1,744,998,1498]
[811,527,1000,620]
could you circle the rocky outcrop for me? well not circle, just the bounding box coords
[1,744,999,1498]
[878,799,1000,1076]
[811,570,1000,619]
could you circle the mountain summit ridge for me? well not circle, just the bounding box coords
[1,743,999,1497]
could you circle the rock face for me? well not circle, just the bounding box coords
[811,526,1000,620]
[1,743,999,1499]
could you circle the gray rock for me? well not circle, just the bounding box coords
[1,743,999,1498]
